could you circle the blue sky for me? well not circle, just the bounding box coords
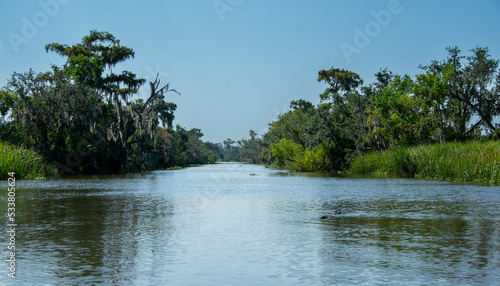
[1,0,499,143]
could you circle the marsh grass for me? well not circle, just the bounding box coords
[0,141,57,180]
[350,141,500,184]
[166,166,183,170]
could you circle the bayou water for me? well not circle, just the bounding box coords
[2,163,499,285]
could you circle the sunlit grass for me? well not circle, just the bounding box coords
[0,141,57,180]
[350,141,500,184]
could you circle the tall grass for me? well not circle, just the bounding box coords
[350,141,500,184]
[0,141,57,180]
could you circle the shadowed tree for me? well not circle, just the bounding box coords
[4,31,181,173]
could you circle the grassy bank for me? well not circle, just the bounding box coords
[350,141,500,184]
[0,141,57,180]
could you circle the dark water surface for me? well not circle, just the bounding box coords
[2,163,500,285]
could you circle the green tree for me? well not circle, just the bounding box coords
[366,75,436,148]
[316,68,369,167]
[7,68,103,172]
[421,46,500,135]
[414,69,457,142]
[317,67,363,102]
[237,130,266,164]
[265,102,315,148]
[4,31,181,174]
[290,99,314,112]
[0,88,16,116]
[45,30,143,99]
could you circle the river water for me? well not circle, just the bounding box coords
[2,163,500,285]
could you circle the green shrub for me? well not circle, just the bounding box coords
[270,139,329,172]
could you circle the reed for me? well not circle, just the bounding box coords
[350,141,500,184]
[0,141,57,180]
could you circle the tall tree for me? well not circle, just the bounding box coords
[46,30,144,98]
[317,67,363,102]
[4,31,181,173]
[421,46,500,135]
[316,68,368,167]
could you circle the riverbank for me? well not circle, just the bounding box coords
[349,141,500,184]
[0,141,57,180]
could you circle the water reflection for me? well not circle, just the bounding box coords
[316,214,500,284]
[8,187,176,284]
[1,163,499,285]
[316,188,500,284]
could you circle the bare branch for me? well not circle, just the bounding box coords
[139,73,180,114]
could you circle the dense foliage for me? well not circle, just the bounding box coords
[2,35,498,181]
[231,46,500,173]
[0,31,221,175]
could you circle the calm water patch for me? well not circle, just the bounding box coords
[2,163,499,285]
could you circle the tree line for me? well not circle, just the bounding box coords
[0,31,224,174]
[227,46,500,171]
[1,32,498,175]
